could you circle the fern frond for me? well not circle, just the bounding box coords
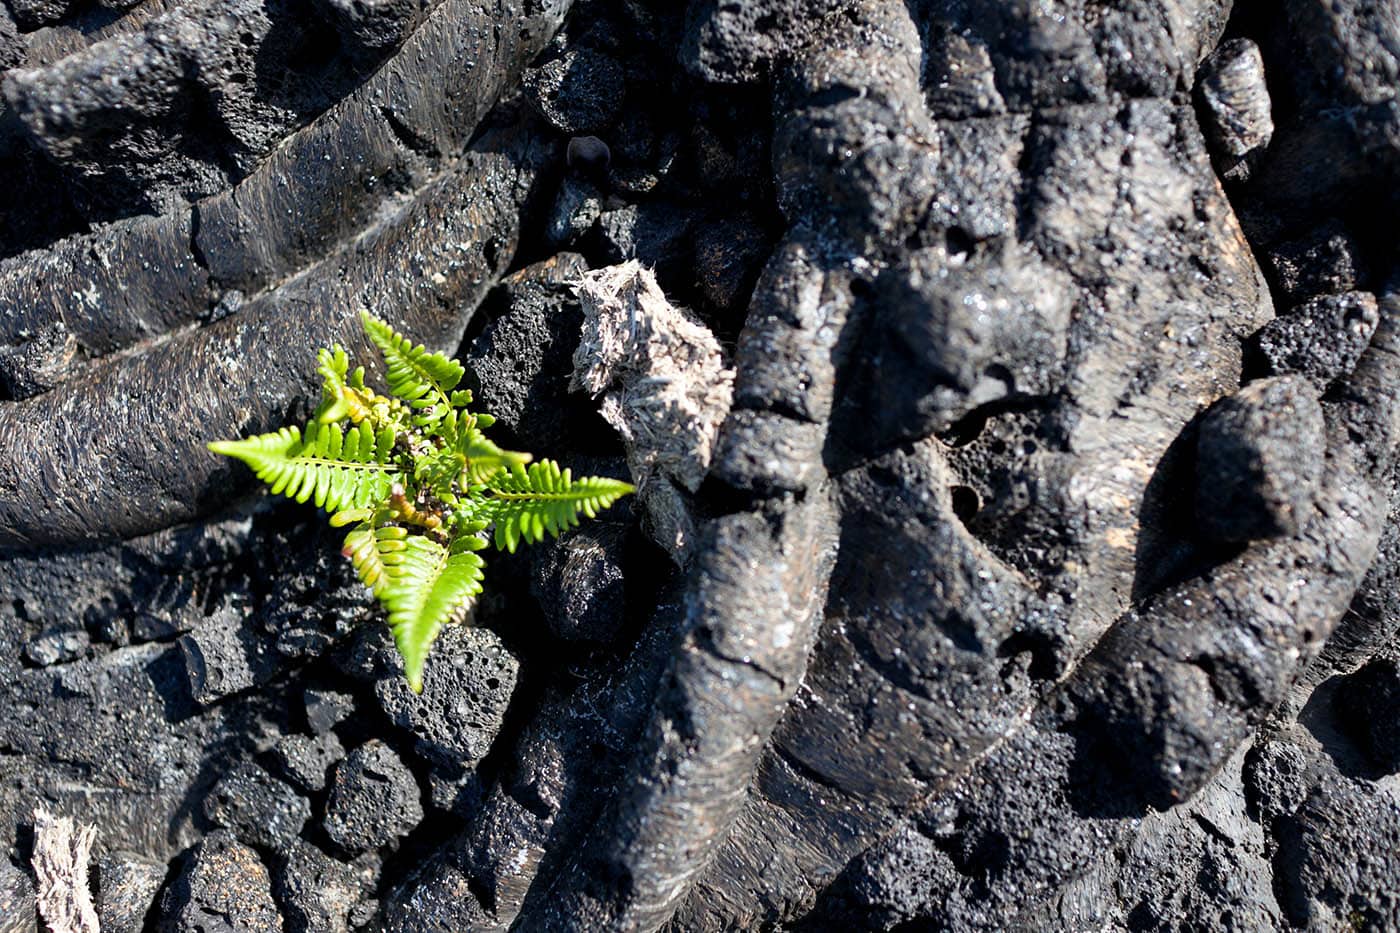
[377,535,485,692]
[412,414,529,489]
[314,347,353,423]
[484,460,634,553]
[457,421,530,484]
[341,515,408,595]
[361,313,465,428]
[209,421,401,513]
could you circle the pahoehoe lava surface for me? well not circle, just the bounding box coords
[1,0,1398,930]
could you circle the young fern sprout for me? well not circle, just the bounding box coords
[210,312,634,692]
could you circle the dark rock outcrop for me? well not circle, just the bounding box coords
[1,0,1397,930]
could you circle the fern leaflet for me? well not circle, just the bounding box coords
[340,515,407,596]
[361,311,465,428]
[486,460,634,553]
[380,536,486,692]
[209,422,400,513]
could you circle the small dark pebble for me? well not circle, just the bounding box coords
[567,135,611,172]
[323,741,423,855]
[271,731,348,794]
[23,629,89,666]
[1195,376,1325,542]
[304,687,357,735]
[202,761,311,851]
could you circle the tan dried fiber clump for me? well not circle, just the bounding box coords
[32,808,99,933]
[573,261,734,557]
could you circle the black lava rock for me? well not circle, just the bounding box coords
[316,0,423,55]
[595,201,693,287]
[373,626,519,771]
[693,213,772,314]
[1263,223,1370,304]
[1195,376,1326,542]
[159,831,282,933]
[524,47,626,135]
[1254,291,1379,387]
[22,629,89,667]
[1196,39,1273,182]
[3,0,1400,928]
[545,177,603,249]
[606,107,680,195]
[303,687,356,736]
[0,321,77,401]
[681,0,846,84]
[96,850,167,933]
[0,10,22,73]
[842,823,955,929]
[426,767,485,818]
[5,0,75,30]
[531,524,628,643]
[463,253,599,452]
[202,761,311,851]
[272,839,370,933]
[1274,775,1400,929]
[323,741,423,855]
[0,861,36,933]
[271,731,348,795]
[863,243,1071,444]
[177,604,284,706]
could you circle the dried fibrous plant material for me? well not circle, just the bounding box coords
[574,261,735,557]
[32,808,99,933]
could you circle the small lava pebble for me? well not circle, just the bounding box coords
[202,761,311,851]
[271,731,347,794]
[323,740,423,855]
[273,839,369,933]
[373,625,519,771]
[304,687,356,735]
[1254,291,1379,387]
[23,629,89,666]
[0,861,36,933]
[159,831,282,933]
[1195,376,1325,542]
[567,135,611,172]
[524,47,626,135]
[97,850,167,933]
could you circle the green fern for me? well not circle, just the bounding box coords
[361,311,465,429]
[380,536,486,692]
[208,421,400,513]
[486,461,635,553]
[211,314,633,692]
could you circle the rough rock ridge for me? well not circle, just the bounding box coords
[1,0,1398,930]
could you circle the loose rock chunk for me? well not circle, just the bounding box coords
[272,839,372,933]
[372,626,519,771]
[158,832,282,932]
[1254,291,1379,387]
[323,741,423,855]
[272,732,348,794]
[202,762,311,850]
[0,861,37,933]
[95,850,166,933]
[1195,376,1326,542]
[1197,38,1274,182]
